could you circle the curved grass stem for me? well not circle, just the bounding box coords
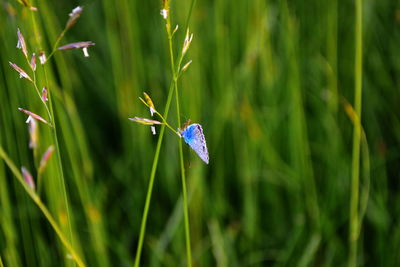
[134,81,175,267]
[154,111,180,136]
[46,29,67,61]
[0,147,86,267]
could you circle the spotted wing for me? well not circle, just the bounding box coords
[182,124,209,164]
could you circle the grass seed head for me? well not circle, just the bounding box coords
[58,41,95,57]
[160,9,168,19]
[41,87,48,102]
[160,0,170,19]
[181,60,192,72]
[39,51,46,64]
[39,145,55,174]
[28,116,38,149]
[172,24,179,36]
[128,117,162,125]
[143,92,156,116]
[58,41,95,50]
[18,108,51,126]
[17,28,28,58]
[66,6,83,29]
[9,62,32,82]
[21,167,35,190]
[182,29,193,55]
[30,53,36,71]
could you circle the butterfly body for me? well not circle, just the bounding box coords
[180,123,209,164]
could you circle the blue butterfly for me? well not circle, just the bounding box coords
[180,123,209,164]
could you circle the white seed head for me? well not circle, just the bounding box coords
[26,115,33,124]
[160,9,168,19]
[182,29,193,55]
[181,60,192,72]
[69,6,83,17]
[83,47,89,57]
[150,107,155,116]
[39,51,46,65]
[67,6,83,29]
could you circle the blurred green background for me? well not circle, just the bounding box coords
[1,0,400,266]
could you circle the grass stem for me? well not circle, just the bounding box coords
[154,111,180,136]
[47,29,67,61]
[0,146,86,267]
[133,81,175,267]
[30,10,75,258]
[166,16,193,267]
[349,0,363,266]
[133,1,196,265]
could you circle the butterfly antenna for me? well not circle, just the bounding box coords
[181,115,192,126]
[181,114,188,121]
[182,119,192,129]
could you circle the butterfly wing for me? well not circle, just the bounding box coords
[182,124,209,164]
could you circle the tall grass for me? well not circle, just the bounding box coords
[133,2,197,266]
[1,0,399,266]
[349,0,363,266]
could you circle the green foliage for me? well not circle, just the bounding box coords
[0,0,399,266]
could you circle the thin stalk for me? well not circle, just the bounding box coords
[31,71,52,123]
[21,47,52,123]
[133,81,175,267]
[154,111,180,136]
[0,255,3,267]
[133,1,196,265]
[176,102,192,267]
[43,63,75,248]
[30,10,75,256]
[138,98,180,136]
[46,29,67,61]
[349,0,363,266]
[166,17,192,267]
[0,147,86,267]
[37,171,44,196]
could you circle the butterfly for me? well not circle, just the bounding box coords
[179,122,209,164]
